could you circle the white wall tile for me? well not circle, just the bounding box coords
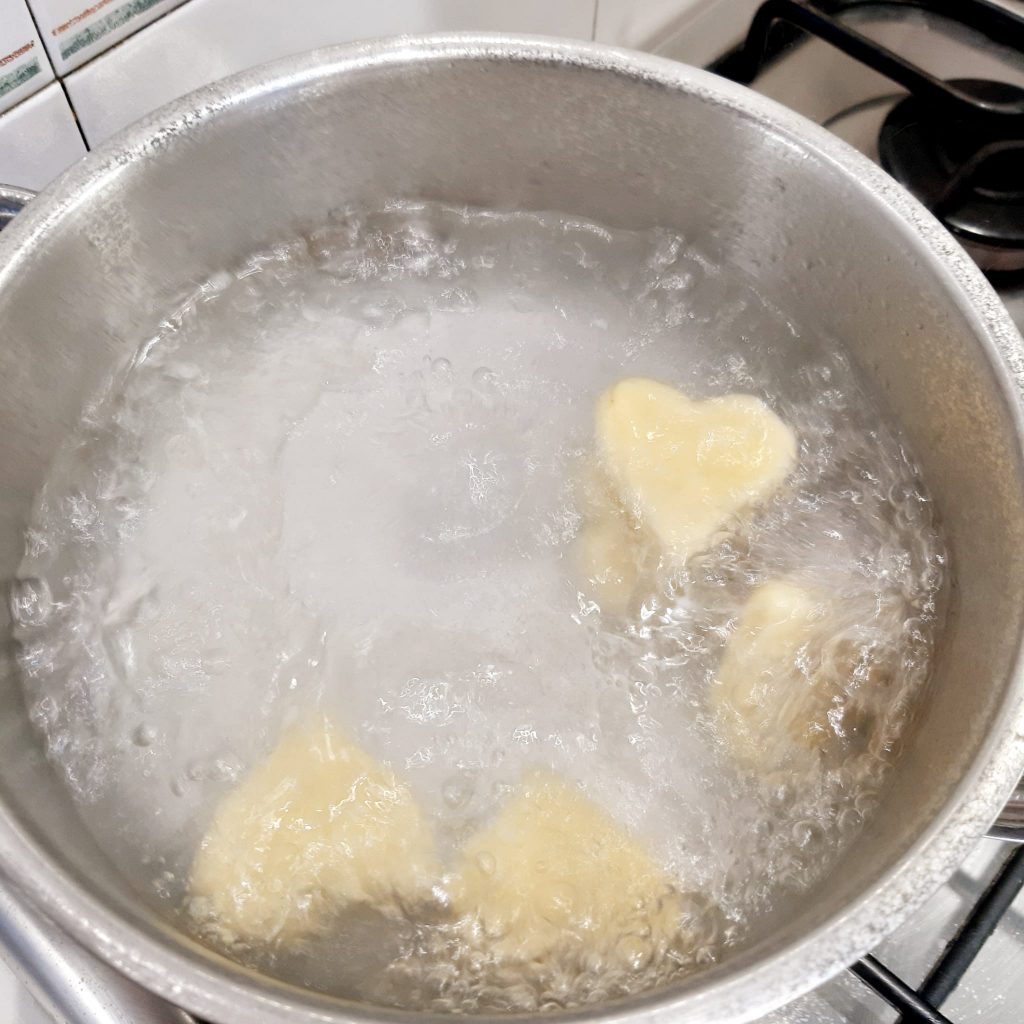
[27,0,190,74]
[0,0,55,116]
[66,0,597,146]
[0,959,18,1021]
[0,82,86,191]
[0,958,52,1024]
[650,0,761,65]
[594,0,707,50]
[596,0,762,68]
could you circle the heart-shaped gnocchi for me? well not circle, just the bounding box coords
[710,582,833,771]
[595,378,797,565]
[188,715,439,944]
[447,769,687,968]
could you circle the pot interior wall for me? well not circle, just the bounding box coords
[0,44,1021,1016]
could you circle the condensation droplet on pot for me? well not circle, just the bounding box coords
[791,820,823,849]
[152,870,177,900]
[300,275,341,323]
[429,356,453,382]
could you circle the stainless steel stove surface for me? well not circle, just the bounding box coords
[659,2,1024,1021]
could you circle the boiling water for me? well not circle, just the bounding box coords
[11,203,946,1012]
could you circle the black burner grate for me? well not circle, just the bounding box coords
[714,0,1024,271]
[852,844,1024,1024]
[712,3,1024,1019]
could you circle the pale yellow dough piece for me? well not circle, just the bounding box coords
[594,378,797,565]
[578,514,639,613]
[449,770,681,968]
[711,582,835,771]
[189,715,439,943]
[574,463,652,613]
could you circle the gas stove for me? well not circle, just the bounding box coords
[659,2,1024,1022]
[1,3,1023,1024]
[663,0,1024,322]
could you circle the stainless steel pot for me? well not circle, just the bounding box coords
[1,33,1023,1024]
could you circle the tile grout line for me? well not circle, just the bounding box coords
[17,0,90,151]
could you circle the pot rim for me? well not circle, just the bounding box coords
[1,32,1023,1024]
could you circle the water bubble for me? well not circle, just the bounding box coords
[29,695,58,728]
[10,577,53,627]
[442,773,475,809]
[132,723,157,747]
[435,287,477,313]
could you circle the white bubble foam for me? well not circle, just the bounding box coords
[12,202,946,1011]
